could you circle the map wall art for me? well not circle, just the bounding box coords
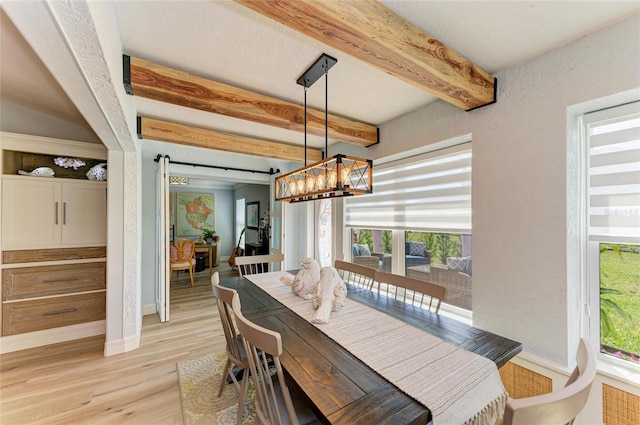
[176,193,215,237]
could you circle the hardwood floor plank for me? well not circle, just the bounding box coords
[0,266,239,424]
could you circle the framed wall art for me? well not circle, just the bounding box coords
[246,201,259,229]
[176,193,215,236]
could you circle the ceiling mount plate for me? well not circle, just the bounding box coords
[297,53,337,88]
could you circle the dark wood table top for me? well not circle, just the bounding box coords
[222,274,522,425]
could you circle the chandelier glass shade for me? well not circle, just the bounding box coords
[275,154,372,203]
[275,53,373,203]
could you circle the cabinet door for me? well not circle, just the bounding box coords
[61,182,107,245]
[1,178,61,248]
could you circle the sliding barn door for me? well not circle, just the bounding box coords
[156,156,171,322]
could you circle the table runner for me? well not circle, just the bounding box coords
[246,271,507,425]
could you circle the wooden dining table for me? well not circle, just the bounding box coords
[222,273,522,425]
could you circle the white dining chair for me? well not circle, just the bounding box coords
[503,338,596,425]
[334,260,378,292]
[211,272,251,425]
[235,253,284,277]
[231,295,321,425]
[375,271,446,313]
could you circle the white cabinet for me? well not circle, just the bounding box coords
[1,176,107,248]
[60,181,107,245]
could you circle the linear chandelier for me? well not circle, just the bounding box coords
[275,53,372,203]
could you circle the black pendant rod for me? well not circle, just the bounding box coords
[153,154,278,175]
[297,53,337,162]
[325,69,328,158]
[304,86,308,166]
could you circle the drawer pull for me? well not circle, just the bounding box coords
[42,277,79,284]
[43,308,78,316]
[55,202,59,225]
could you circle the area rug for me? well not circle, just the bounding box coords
[176,351,256,425]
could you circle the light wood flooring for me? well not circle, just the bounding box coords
[0,266,238,425]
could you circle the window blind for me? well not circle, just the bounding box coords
[345,143,471,233]
[585,101,640,244]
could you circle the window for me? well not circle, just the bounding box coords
[351,228,393,272]
[317,199,332,268]
[583,101,639,365]
[346,143,472,311]
[235,198,245,247]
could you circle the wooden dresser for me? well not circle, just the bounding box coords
[0,132,108,353]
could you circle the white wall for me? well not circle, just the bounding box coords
[234,184,271,246]
[372,14,640,366]
[0,99,100,143]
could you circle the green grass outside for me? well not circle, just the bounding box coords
[600,248,640,359]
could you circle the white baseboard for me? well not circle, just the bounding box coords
[0,320,105,354]
[103,333,140,357]
[142,303,157,316]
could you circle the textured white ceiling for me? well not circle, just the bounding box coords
[2,1,639,151]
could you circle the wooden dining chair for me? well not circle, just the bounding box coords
[211,272,251,425]
[334,260,378,292]
[169,238,196,286]
[232,295,321,425]
[503,338,596,425]
[375,271,446,313]
[235,253,284,277]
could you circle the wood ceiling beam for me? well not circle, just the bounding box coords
[125,56,378,147]
[138,117,323,163]
[235,0,496,111]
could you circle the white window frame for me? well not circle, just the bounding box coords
[581,101,640,380]
[316,198,332,268]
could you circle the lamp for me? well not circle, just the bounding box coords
[275,53,372,203]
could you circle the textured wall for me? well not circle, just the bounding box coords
[374,14,640,365]
[0,100,100,142]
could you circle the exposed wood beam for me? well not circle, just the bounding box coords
[125,56,378,147]
[138,117,323,163]
[235,0,496,111]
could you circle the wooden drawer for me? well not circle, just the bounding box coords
[2,247,106,264]
[2,292,106,336]
[3,262,106,301]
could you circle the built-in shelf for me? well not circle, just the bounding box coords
[3,150,105,181]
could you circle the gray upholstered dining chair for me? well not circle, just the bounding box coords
[335,260,378,292]
[375,271,446,313]
[231,295,321,425]
[503,338,596,425]
[211,272,251,425]
[235,253,284,277]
